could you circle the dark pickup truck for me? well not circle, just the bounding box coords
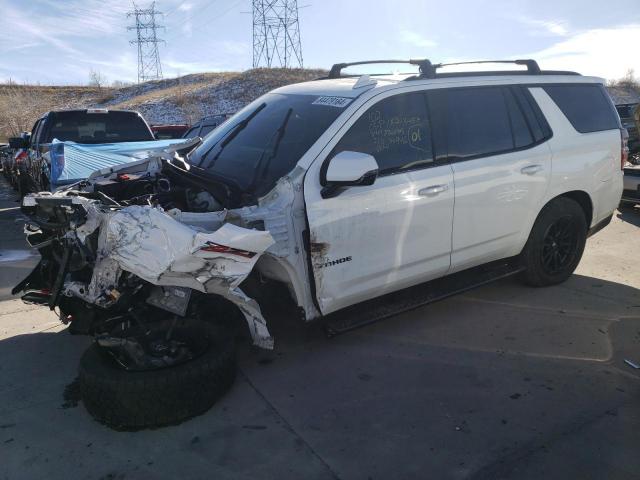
[14,109,155,192]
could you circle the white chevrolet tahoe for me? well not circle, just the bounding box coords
[15,59,625,429]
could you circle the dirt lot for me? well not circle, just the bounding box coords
[0,175,639,480]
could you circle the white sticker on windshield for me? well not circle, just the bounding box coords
[312,96,352,108]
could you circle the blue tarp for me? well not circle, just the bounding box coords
[50,138,192,188]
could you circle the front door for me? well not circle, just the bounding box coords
[304,91,455,315]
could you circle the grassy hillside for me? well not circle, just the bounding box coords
[0,68,326,141]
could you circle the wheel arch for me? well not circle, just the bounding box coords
[548,190,593,227]
[520,190,593,255]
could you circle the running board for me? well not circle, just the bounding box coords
[323,258,525,337]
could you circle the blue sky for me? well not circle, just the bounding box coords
[1,0,639,85]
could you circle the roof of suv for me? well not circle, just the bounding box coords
[273,59,605,99]
[274,73,606,99]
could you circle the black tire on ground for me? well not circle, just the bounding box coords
[78,321,236,430]
[17,175,28,199]
[520,197,587,287]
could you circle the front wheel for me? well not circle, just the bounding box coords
[78,318,236,430]
[520,197,587,287]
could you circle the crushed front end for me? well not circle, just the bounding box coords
[14,185,276,368]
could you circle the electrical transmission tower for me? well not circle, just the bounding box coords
[252,0,303,69]
[127,2,164,83]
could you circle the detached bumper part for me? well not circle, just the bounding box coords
[98,205,276,348]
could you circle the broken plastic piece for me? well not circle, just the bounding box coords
[624,359,640,369]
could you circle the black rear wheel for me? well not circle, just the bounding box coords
[520,197,587,287]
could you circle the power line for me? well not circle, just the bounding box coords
[252,0,303,68]
[163,0,242,44]
[127,1,165,83]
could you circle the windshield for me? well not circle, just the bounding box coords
[187,93,346,197]
[47,111,154,144]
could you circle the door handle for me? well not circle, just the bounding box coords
[521,164,543,175]
[418,184,449,196]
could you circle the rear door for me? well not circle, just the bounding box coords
[304,90,455,314]
[432,86,553,271]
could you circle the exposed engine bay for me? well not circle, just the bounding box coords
[13,156,286,372]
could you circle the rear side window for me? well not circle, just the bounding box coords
[444,87,513,159]
[543,85,620,133]
[503,89,534,148]
[46,111,154,143]
[333,92,433,174]
[512,87,549,142]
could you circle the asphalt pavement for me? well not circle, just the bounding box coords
[0,174,639,480]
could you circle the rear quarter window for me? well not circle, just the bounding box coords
[543,85,620,133]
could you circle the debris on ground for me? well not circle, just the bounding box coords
[624,359,640,369]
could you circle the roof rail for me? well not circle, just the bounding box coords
[433,59,541,74]
[327,59,436,79]
[323,58,580,80]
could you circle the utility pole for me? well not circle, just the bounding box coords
[127,2,164,83]
[252,0,303,69]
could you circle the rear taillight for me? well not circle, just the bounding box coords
[14,151,27,164]
[621,128,629,170]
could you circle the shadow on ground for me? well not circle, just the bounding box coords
[617,205,640,227]
[1,272,639,479]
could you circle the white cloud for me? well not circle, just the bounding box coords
[0,0,134,56]
[522,24,640,80]
[178,3,193,12]
[516,17,570,37]
[399,30,437,48]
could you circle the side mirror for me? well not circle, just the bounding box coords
[321,150,379,198]
[9,137,28,149]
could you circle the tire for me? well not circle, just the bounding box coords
[520,197,587,287]
[78,321,236,430]
[17,175,28,199]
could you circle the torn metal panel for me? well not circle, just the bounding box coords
[23,189,277,348]
[229,166,322,322]
[94,205,275,347]
[99,206,274,286]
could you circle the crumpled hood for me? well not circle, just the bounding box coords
[101,205,274,290]
[23,190,277,349]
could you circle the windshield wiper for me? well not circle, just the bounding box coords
[201,102,266,169]
[248,108,293,193]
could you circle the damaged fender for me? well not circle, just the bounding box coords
[98,206,275,348]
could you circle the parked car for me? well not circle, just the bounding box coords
[151,124,190,139]
[0,142,11,178]
[15,59,624,429]
[182,113,233,139]
[622,164,640,206]
[14,109,158,193]
[615,103,639,157]
[5,132,31,192]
